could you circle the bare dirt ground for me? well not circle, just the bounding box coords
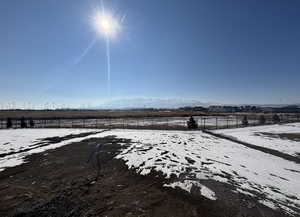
[0,136,291,217]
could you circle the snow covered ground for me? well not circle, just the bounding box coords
[215,123,300,157]
[96,129,300,215]
[0,128,299,215]
[0,128,98,156]
[0,128,100,172]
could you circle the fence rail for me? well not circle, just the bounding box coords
[1,114,300,130]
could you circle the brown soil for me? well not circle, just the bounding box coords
[1,109,295,120]
[0,136,291,217]
[0,110,208,120]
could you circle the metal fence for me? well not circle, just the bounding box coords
[1,114,300,130]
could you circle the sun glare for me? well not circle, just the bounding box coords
[94,12,120,38]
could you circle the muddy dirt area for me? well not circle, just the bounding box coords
[0,136,291,217]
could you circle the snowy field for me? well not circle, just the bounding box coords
[0,128,300,215]
[215,123,300,157]
[0,128,101,171]
[97,129,300,215]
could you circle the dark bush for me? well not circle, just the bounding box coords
[20,117,27,128]
[272,114,280,123]
[242,116,248,126]
[6,118,12,128]
[187,116,198,129]
[29,118,35,128]
[259,115,266,125]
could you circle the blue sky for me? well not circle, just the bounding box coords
[0,0,300,108]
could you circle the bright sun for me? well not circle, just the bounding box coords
[94,12,120,38]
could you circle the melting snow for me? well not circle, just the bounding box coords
[164,180,217,200]
[97,129,300,215]
[0,127,300,215]
[0,128,100,171]
[215,123,300,157]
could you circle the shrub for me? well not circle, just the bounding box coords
[242,116,248,126]
[6,118,12,128]
[259,115,266,125]
[29,118,35,128]
[187,116,198,129]
[272,114,280,123]
[20,117,27,128]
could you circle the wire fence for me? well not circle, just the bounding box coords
[1,114,300,130]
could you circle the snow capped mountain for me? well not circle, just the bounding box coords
[94,98,212,109]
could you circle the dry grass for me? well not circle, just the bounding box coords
[0,110,209,120]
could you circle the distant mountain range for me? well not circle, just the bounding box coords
[91,98,300,110]
[93,98,211,109]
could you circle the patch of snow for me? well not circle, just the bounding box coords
[215,123,300,157]
[0,129,102,171]
[164,180,217,200]
[0,128,97,155]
